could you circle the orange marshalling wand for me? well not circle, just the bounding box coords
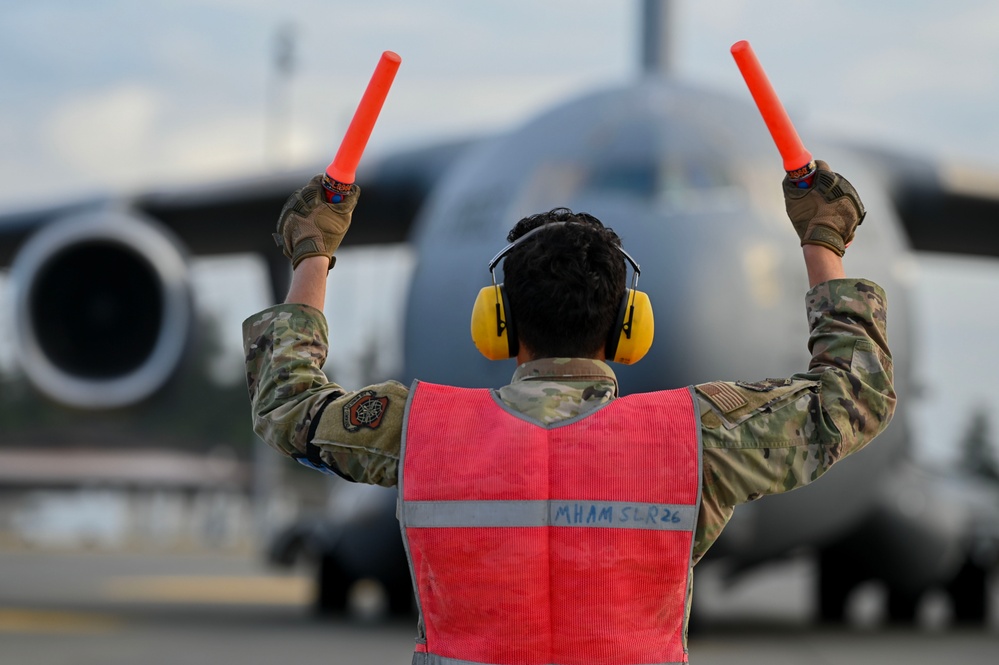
[323,51,402,202]
[730,40,815,184]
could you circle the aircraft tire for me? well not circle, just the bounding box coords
[817,547,864,623]
[386,579,415,616]
[886,587,921,624]
[316,554,351,615]
[947,557,988,625]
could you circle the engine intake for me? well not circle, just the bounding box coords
[9,209,192,409]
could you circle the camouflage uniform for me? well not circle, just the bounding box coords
[243,277,894,568]
[244,277,893,648]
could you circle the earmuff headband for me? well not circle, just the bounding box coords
[488,222,643,293]
[471,221,654,364]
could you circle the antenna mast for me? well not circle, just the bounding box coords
[266,23,296,168]
[640,0,672,77]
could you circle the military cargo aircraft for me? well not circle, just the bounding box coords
[2,0,998,625]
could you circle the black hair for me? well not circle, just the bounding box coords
[503,208,626,359]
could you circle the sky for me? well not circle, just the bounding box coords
[2,0,999,463]
[4,0,999,206]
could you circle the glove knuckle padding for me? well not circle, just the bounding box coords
[275,175,360,268]
[783,164,865,256]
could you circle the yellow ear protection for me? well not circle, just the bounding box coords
[470,223,654,364]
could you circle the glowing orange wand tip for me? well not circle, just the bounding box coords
[323,51,402,201]
[731,40,814,182]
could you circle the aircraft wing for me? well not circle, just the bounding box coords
[859,147,999,258]
[0,138,476,271]
[134,138,476,256]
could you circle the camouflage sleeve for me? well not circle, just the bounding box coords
[242,303,406,487]
[692,278,895,563]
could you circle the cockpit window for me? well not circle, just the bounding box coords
[585,161,658,198]
[519,153,732,213]
[503,91,740,215]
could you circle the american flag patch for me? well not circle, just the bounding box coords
[697,382,748,414]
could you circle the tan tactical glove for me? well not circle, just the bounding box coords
[274,174,360,269]
[783,160,865,256]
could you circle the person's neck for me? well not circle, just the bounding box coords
[515,350,605,365]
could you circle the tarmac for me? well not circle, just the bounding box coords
[1,546,997,665]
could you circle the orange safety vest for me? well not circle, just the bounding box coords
[399,381,702,665]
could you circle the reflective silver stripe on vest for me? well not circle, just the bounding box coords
[403,499,695,531]
[413,652,685,665]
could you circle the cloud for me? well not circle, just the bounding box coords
[155,114,267,182]
[46,85,164,188]
[37,82,273,198]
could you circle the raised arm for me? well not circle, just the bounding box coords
[285,256,330,310]
[242,175,407,485]
[275,172,360,305]
[786,159,865,287]
[692,161,893,562]
[802,244,845,287]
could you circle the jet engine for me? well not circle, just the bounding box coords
[8,208,192,409]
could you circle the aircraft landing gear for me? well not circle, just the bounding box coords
[315,556,415,618]
[817,545,867,623]
[316,554,351,615]
[820,542,993,627]
[886,587,922,624]
[386,580,415,617]
[946,556,989,625]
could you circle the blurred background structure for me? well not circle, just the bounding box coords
[1,1,999,662]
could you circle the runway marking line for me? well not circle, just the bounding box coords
[103,575,312,605]
[0,608,121,634]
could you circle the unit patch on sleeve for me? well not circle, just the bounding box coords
[343,391,389,432]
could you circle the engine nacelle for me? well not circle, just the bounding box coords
[8,209,192,409]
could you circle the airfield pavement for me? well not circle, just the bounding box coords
[0,546,997,665]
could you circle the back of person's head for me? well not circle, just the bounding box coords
[503,209,626,359]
